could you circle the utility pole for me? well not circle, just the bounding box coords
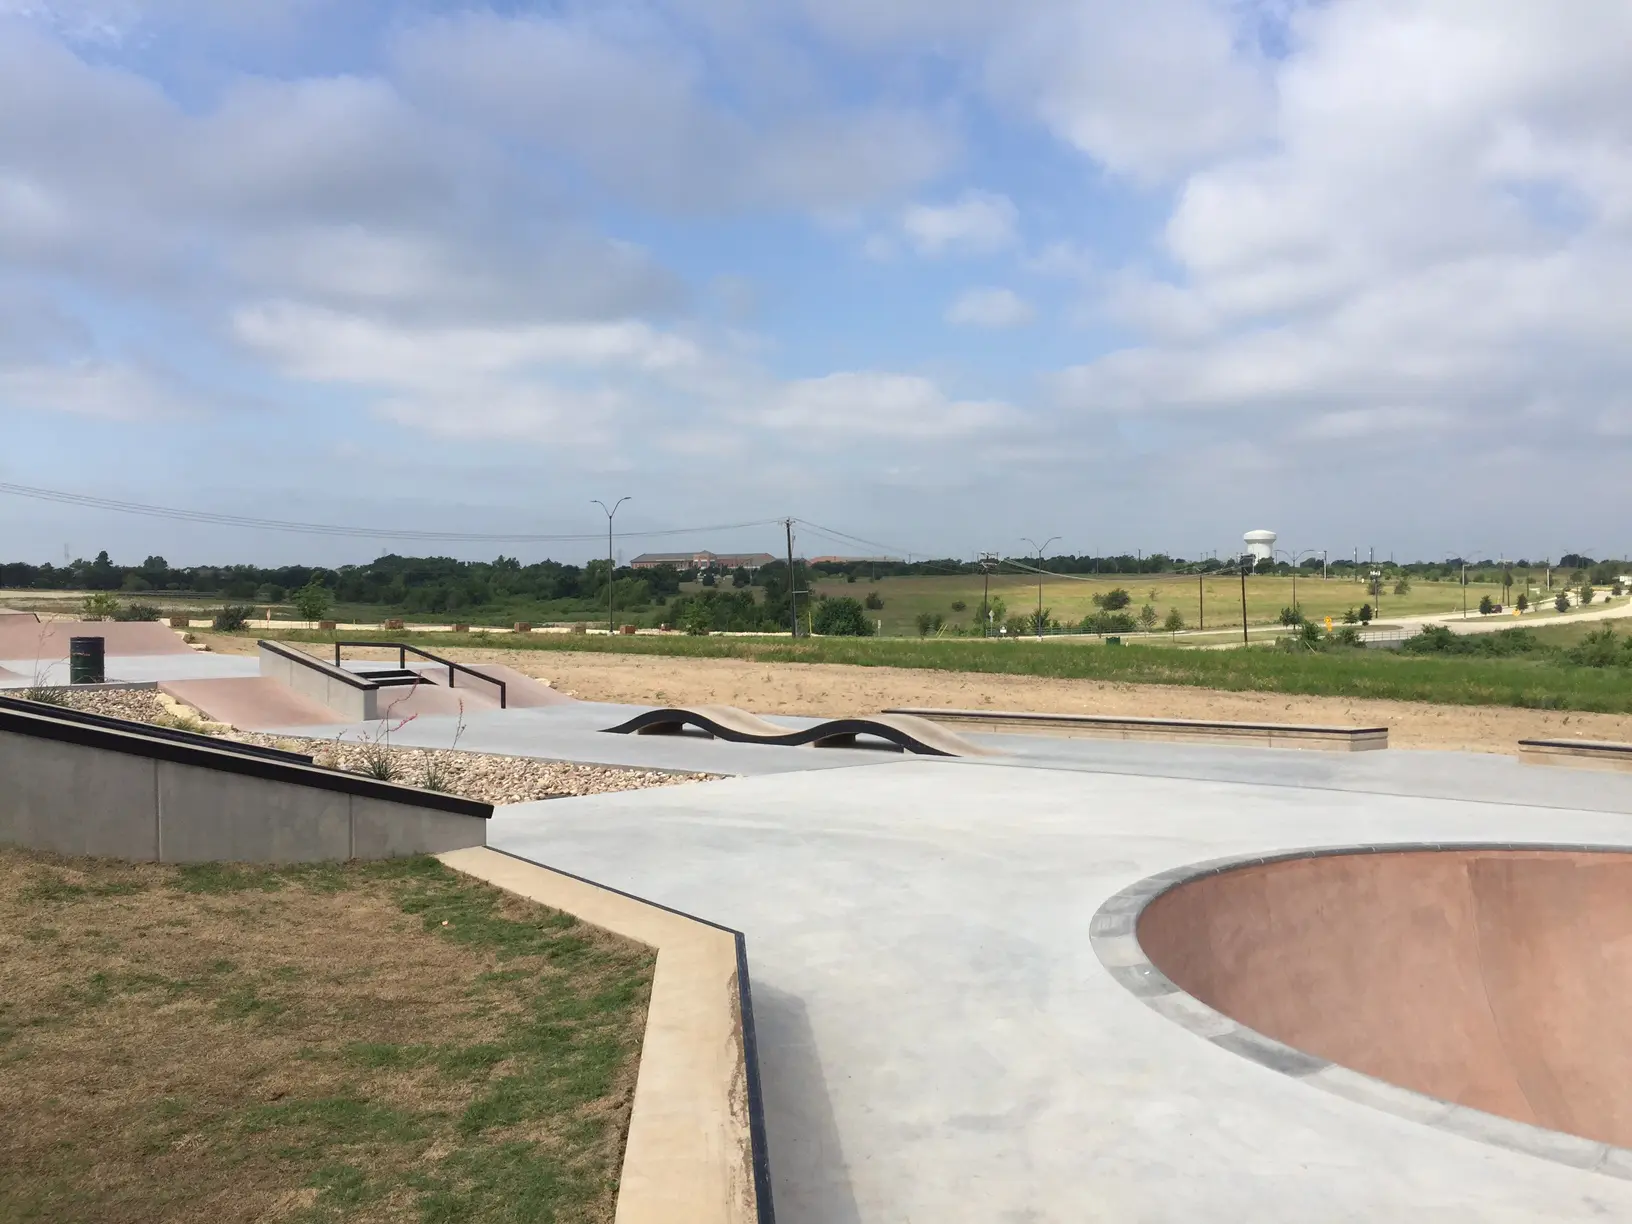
[1022,535,1060,640]
[591,497,630,635]
[784,518,798,636]
[1198,569,1204,630]
[979,553,996,638]
[1239,561,1249,645]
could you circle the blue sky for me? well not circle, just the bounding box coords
[2,1,1631,567]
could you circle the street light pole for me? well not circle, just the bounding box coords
[592,497,630,635]
[979,553,996,638]
[1021,536,1060,640]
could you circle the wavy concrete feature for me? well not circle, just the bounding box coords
[1124,846,1632,1155]
[600,704,991,757]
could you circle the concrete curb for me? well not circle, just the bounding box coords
[437,846,773,1224]
[1091,843,1632,1179]
[884,707,1388,751]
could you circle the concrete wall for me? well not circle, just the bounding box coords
[0,721,486,863]
[258,641,378,721]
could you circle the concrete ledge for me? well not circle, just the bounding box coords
[1519,739,1632,772]
[0,702,490,862]
[437,846,772,1224]
[258,640,379,722]
[884,706,1389,751]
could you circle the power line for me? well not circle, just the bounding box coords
[0,481,781,545]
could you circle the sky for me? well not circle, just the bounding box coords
[1,0,1631,568]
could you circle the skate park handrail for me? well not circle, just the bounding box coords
[332,640,507,709]
[0,692,312,764]
[259,639,376,689]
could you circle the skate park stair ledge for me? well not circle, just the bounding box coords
[1520,738,1632,771]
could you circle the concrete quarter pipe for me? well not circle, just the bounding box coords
[1127,847,1632,1153]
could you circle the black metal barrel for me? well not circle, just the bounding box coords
[68,636,105,685]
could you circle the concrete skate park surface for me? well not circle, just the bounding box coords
[474,741,1632,1221]
[0,618,192,658]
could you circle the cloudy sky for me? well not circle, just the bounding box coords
[2,0,1630,567]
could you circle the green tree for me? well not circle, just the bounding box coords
[863,591,884,610]
[1138,603,1159,631]
[1478,594,1495,615]
[1516,592,1529,612]
[1580,583,1596,608]
[1163,607,1186,633]
[1358,603,1373,624]
[1094,587,1131,611]
[1556,592,1571,613]
[812,596,874,636]
[292,580,333,624]
[1393,577,1412,596]
[681,600,711,635]
[731,567,750,588]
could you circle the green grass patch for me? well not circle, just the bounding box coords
[2,848,654,1224]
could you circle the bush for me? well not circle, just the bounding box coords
[1556,593,1570,613]
[731,567,751,588]
[914,611,944,637]
[1401,626,1544,657]
[700,570,717,587]
[1080,611,1137,635]
[1393,577,1412,596]
[81,592,121,620]
[112,602,162,622]
[1342,607,1359,624]
[1615,582,1626,597]
[1163,608,1186,633]
[1566,627,1632,668]
[1277,606,1304,626]
[211,604,254,632]
[812,596,874,636]
[1478,595,1495,615]
[1094,587,1131,611]
[1517,593,1529,612]
[1579,583,1596,607]
[950,600,967,612]
[863,591,884,610]
[1358,603,1373,624]
[1296,620,1321,647]
[1330,626,1363,647]
[681,601,711,635]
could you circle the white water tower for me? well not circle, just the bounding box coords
[1243,529,1278,563]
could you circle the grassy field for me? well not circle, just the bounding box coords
[261,626,1632,714]
[807,572,1525,635]
[0,850,653,1224]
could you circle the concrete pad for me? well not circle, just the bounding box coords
[488,761,1632,1221]
[160,677,350,731]
[0,652,261,688]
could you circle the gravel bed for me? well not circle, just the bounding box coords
[22,687,713,805]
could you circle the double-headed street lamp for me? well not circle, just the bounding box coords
[1275,548,1323,620]
[1021,535,1060,640]
[1457,547,1486,620]
[592,497,631,635]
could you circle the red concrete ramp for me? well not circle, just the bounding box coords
[370,682,502,721]
[160,678,350,732]
[0,619,190,659]
[1138,848,1632,1149]
[0,610,40,623]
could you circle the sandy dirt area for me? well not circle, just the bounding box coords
[200,634,1632,753]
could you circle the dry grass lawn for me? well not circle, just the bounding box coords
[0,848,654,1223]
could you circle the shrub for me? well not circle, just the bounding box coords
[1080,611,1137,635]
[914,611,945,637]
[681,601,711,635]
[112,602,162,622]
[731,567,751,588]
[1277,606,1303,626]
[1358,603,1373,624]
[211,604,254,632]
[1330,626,1363,647]
[1393,577,1412,596]
[1296,620,1321,647]
[1516,593,1529,612]
[950,600,967,612]
[1138,604,1159,631]
[1163,608,1186,633]
[1094,587,1131,611]
[812,596,874,636]
[700,571,717,587]
[1556,593,1571,613]
[81,592,121,620]
[1615,582,1626,597]
[1579,583,1596,607]
[863,591,885,610]
[1566,627,1632,668]
[1478,595,1495,615]
[1342,608,1359,624]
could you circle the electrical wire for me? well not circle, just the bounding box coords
[0,481,781,545]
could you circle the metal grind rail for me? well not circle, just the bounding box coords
[332,641,507,709]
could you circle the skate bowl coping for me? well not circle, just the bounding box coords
[0,699,490,863]
[884,707,1387,751]
[601,705,992,757]
[0,692,312,764]
[1093,844,1632,1173]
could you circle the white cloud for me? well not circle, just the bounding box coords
[391,11,954,215]
[758,371,1015,439]
[901,190,1018,256]
[946,287,1035,328]
[0,360,201,420]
